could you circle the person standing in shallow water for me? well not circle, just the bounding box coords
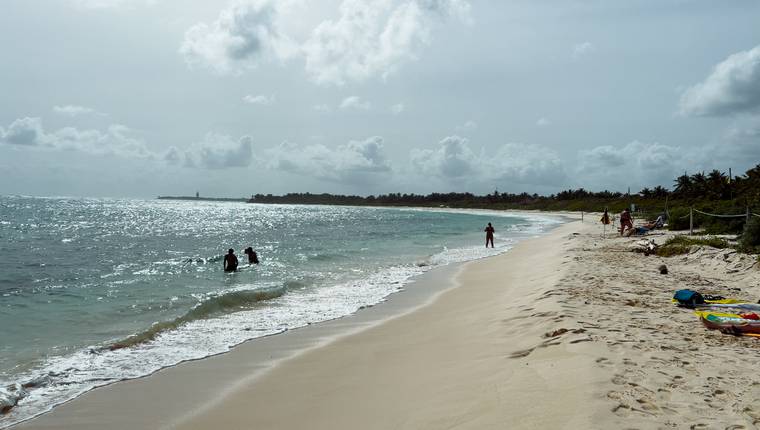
[244,247,259,264]
[484,222,495,248]
[223,248,238,272]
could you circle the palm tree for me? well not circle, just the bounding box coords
[690,172,708,198]
[706,169,728,200]
[673,174,693,198]
[652,185,669,198]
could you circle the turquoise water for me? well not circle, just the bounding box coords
[0,196,559,427]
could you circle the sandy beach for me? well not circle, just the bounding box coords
[15,217,760,429]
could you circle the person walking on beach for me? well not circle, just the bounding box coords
[484,222,495,248]
[619,208,633,236]
[223,249,239,272]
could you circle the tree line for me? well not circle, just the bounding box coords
[248,164,760,233]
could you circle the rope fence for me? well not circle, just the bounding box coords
[692,209,747,218]
[685,206,758,235]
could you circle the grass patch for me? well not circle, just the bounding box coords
[655,235,732,257]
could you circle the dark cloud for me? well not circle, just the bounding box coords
[0,117,46,146]
[186,134,254,169]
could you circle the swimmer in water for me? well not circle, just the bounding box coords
[223,248,238,272]
[244,247,259,264]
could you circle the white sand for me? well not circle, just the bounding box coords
[172,220,613,430]
[15,218,760,429]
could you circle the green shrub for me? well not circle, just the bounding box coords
[739,217,760,252]
[655,235,732,257]
[667,207,691,230]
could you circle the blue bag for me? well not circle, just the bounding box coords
[673,289,704,308]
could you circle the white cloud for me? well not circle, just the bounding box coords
[174,134,255,169]
[268,136,391,182]
[53,105,101,116]
[179,0,295,75]
[411,135,475,178]
[535,117,550,127]
[572,41,594,60]
[410,135,565,187]
[243,94,275,105]
[679,44,760,117]
[339,96,371,110]
[0,117,151,158]
[577,140,690,190]
[391,103,405,115]
[302,0,471,85]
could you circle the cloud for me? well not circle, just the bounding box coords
[0,117,46,146]
[577,140,690,190]
[581,145,625,168]
[179,0,294,75]
[53,105,101,116]
[243,94,275,105]
[302,0,471,85]
[0,117,151,158]
[489,143,566,186]
[535,117,550,127]
[411,135,475,178]
[679,44,760,117]
[268,136,391,182]
[313,104,332,113]
[339,96,371,110]
[572,41,594,60]
[410,135,565,187]
[391,103,405,115]
[172,133,255,169]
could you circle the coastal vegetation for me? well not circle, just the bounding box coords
[655,236,733,257]
[248,164,760,234]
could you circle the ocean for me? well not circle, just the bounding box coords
[0,196,560,427]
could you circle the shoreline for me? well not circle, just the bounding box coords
[1,205,561,429]
[13,217,583,430]
[22,213,760,428]
[12,263,469,430]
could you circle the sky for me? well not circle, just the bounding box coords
[1,0,760,198]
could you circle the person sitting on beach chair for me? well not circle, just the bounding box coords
[641,215,665,230]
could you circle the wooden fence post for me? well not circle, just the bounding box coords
[689,207,693,236]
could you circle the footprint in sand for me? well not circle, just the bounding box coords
[595,357,613,368]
